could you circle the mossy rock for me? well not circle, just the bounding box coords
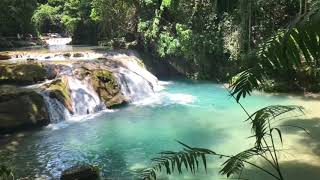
[0,85,49,132]
[60,164,100,180]
[91,69,128,107]
[45,76,73,114]
[0,62,47,84]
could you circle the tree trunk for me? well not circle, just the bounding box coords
[239,0,252,55]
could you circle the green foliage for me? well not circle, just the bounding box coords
[32,4,61,33]
[247,105,304,148]
[91,0,137,42]
[231,3,320,100]
[0,0,38,36]
[0,165,14,180]
[135,141,216,180]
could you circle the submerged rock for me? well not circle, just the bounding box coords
[0,85,49,132]
[60,165,100,180]
[0,62,47,84]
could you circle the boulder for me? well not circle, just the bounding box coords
[0,53,11,60]
[44,76,73,114]
[60,165,100,180]
[73,53,84,58]
[0,62,47,84]
[71,63,128,108]
[63,53,71,58]
[0,85,49,132]
[86,68,127,107]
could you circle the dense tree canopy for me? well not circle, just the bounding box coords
[0,0,319,92]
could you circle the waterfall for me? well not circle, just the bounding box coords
[67,76,106,115]
[112,57,159,102]
[41,92,70,123]
[114,67,154,101]
[38,51,160,124]
[45,38,72,46]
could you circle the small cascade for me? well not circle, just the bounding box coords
[34,50,161,124]
[45,38,72,46]
[67,76,105,115]
[111,56,160,102]
[41,92,70,123]
[114,67,155,101]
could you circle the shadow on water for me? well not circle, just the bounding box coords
[281,118,320,156]
[242,161,320,180]
[241,117,320,180]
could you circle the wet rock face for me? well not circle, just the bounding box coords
[44,76,74,114]
[0,62,47,84]
[0,86,49,132]
[66,63,128,108]
[60,165,100,180]
[0,51,158,131]
[90,69,128,107]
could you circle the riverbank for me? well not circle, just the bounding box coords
[0,36,46,50]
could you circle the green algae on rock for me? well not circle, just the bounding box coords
[91,69,128,107]
[0,62,47,84]
[44,76,74,114]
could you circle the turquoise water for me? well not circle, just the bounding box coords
[0,81,301,179]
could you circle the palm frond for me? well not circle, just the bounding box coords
[231,4,320,101]
[247,105,304,148]
[219,147,262,178]
[135,142,216,180]
[230,67,264,102]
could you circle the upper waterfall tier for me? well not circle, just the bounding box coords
[45,38,72,46]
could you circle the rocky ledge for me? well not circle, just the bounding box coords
[0,52,158,133]
[0,85,49,133]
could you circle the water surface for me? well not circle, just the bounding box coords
[0,80,319,179]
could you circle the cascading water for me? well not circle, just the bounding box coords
[67,76,105,115]
[114,67,155,101]
[45,38,72,46]
[37,51,161,123]
[41,92,70,123]
[112,58,159,102]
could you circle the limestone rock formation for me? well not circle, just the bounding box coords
[0,85,49,132]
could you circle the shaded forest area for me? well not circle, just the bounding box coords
[0,0,319,93]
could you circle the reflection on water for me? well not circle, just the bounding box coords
[0,81,320,179]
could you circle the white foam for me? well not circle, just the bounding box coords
[133,92,196,107]
[45,38,72,46]
[154,81,173,92]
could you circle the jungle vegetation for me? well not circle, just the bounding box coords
[0,0,320,179]
[1,0,319,91]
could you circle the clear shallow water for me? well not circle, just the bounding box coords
[0,81,308,179]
